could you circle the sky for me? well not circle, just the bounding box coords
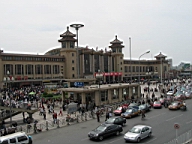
[0,0,192,66]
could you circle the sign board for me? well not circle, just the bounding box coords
[67,103,78,114]
[74,82,84,87]
[174,123,180,129]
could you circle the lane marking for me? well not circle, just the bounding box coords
[186,121,192,124]
[81,138,89,141]
[109,137,122,143]
[147,113,165,119]
[146,138,157,143]
[166,114,183,121]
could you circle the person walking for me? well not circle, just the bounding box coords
[43,110,46,120]
[105,110,109,121]
[58,107,63,116]
[96,110,100,122]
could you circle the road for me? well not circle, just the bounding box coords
[32,98,192,144]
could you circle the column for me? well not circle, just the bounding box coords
[108,89,112,104]
[119,88,123,102]
[138,85,141,99]
[94,91,100,106]
[129,86,132,99]
[81,93,86,105]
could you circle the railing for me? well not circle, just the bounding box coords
[164,129,192,144]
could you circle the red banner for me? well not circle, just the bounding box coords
[95,72,122,76]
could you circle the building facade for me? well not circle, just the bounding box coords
[0,26,170,88]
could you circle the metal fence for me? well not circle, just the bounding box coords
[0,111,100,136]
[164,129,192,144]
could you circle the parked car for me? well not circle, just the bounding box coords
[104,116,126,126]
[88,123,123,141]
[121,108,140,118]
[184,91,192,99]
[168,101,184,110]
[124,125,152,142]
[153,101,162,109]
[159,98,165,105]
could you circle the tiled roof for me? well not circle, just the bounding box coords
[60,27,76,37]
[155,52,167,58]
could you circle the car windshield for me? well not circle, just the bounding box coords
[139,105,145,109]
[96,125,106,131]
[106,118,114,123]
[154,101,160,104]
[129,127,141,133]
[171,102,178,106]
[117,107,122,110]
[126,109,133,113]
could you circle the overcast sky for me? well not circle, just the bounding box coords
[0,0,192,66]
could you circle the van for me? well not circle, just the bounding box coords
[0,132,32,144]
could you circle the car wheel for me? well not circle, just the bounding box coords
[116,131,120,136]
[148,132,151,137]
[137,137,141,142]
[99,136,103,141]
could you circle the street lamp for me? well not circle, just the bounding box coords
[139,50,150,84]
[6,70,12,127]
[70,23,84,79]
[129,37,132,83]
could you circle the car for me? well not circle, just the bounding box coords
[104,116,126,126]
[124,125,152,142]
[113,104,128,116]
[121,108,140,118]
[167,91,174,96]
[88,123,123,141]
[153,101,162,109]
[174,92,186,100]
[168,101,184,110]
[184,91,192,99]
[159,98,165,105]
[139,104,151,112]
[128,103,140,109]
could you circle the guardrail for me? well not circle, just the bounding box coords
[0,111,102,136]
[164,129,192,144]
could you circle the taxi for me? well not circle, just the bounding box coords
[168,101,184,110]
[121,108,140,118]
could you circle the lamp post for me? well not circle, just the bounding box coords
[6,70,12,127]
[129,37,132,83]
[70,23,84,79]
[139,51,150,84]
[160,58,163,84]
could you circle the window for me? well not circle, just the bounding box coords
[72,53,74,56]
[10,138,16,143]
[72,74,75,78]
[72,60,74,63]
[18,135,28,142]
[1,140,8,144]
[62,42,66,48]
[70,42,74,48]
[72,67,74,70]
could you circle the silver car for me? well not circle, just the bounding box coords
[124,125,152,142]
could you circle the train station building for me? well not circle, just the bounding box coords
[0,25,171,104]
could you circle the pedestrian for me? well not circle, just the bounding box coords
[96,110,100,122]
[58,107,63,116]
[105,110,109,121]
[53,112,57,124]
[43,110,46,120]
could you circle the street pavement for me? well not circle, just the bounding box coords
[32,98,192,144]
[28,82,192,144]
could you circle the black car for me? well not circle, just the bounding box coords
[105,116,126,126]
[88,123,123,141]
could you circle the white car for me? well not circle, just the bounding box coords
[167,91,174,96]
[124,125,152,142]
